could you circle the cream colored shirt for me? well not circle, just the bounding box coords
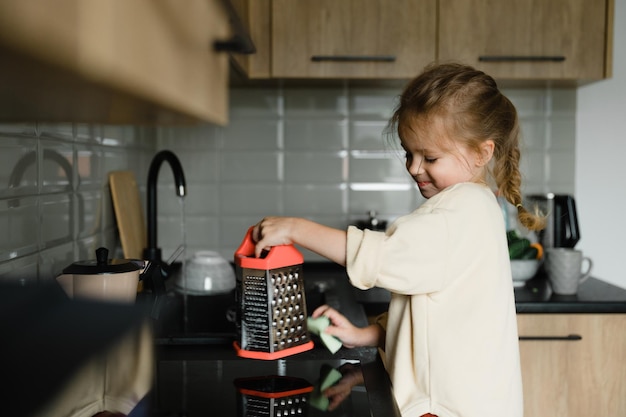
[346,183,523,417]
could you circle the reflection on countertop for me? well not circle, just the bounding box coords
[146,262,399,417]
[153,357,371,416]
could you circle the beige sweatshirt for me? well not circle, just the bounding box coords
[346,182,523,417]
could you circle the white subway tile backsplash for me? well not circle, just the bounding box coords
[0,83,579,273]
[222,119,281,150]
[230,88,281,117]
[504,89,548,117]
[220,151,282,182]
[158,125,219,150]
[101,125,136,147]
[39,123,74,141]
[102,147,135,176]
[284,88,348,117]
[0,136,38,198]
[39,242,74,280]
[284,151,347,183]
[219,184,282,215]
[156,184,186,217]
[284,184,346,215]
[284,119,347,150]
[75,124,95,143]
[0,123,155,282]
[547,150,576,194]
[550,89,577,115]
[181,183,219,216]
[0,253,38,284]
[157,215,195,262]
[76,190,102,240]
[519,149,548,194]
[76,145,102,190]
[349,152,407,183]
[0,196,38,262]
[40,193,72,248]
[173,148,219,182]
[349,187,423,218]
[219,216,264,254]
[40,141,73,193]
[177,216,219,255]
[0,124,36,137]
[549,117,576,149]
[349,88,400,118]
[519,118,548,150]
[156,86,578,261]
[76,235,100,266]
[101,184,116,232]
[349,120,390,151]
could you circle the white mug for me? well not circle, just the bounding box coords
[544,248,593,295]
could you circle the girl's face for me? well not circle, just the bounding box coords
[401,115,493,199]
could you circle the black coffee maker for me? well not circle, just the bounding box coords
[526,193,580,248]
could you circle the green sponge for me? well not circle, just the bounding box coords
[307,316,343,354]
[309,364,343,411]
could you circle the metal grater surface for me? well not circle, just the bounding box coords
[239,265,309,354]
[237,392,310,417]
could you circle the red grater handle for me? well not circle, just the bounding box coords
[235,227,303,269]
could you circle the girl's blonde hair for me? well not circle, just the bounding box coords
[386,62,545,231]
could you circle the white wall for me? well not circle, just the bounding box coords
[576,0,626,289]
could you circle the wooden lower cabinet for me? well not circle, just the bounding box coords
[517,314,626,416]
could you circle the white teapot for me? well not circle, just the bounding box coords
[56,247,144,303]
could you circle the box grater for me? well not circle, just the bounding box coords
[234,375,313,417]
[234,227,314,360]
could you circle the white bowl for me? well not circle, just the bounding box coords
[511,259,541,287]
[175,251,236,295]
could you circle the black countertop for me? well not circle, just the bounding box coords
[147,262,400,417]
[146,262,626,416]
[350,264,626,315]
[514,272,626,313]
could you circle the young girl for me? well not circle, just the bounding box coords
[251,63,544,417]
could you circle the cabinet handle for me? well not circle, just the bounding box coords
[214,34,255,54]
[479,55,566,62]
[213,0,256,54]
[311,55,396,62]
[519,334,582,341]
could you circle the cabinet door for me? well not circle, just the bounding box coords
[517,314,626,417]
[0,0,232,124]
[230,0,272,79]
[439,0,611,81]
[271,0,436,79]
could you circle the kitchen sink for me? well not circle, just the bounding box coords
[149,274,336,346]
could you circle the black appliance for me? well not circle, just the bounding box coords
[526,193,580,248]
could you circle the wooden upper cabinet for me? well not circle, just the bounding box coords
[270,0,437,79]
[438,0,613,82]
[0,0,234,125]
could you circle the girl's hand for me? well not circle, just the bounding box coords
[312,305,383,349]
[252,217,298,257]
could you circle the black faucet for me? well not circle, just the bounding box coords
[143,150,186,266]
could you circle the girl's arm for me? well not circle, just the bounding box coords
[252,217,347,266]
